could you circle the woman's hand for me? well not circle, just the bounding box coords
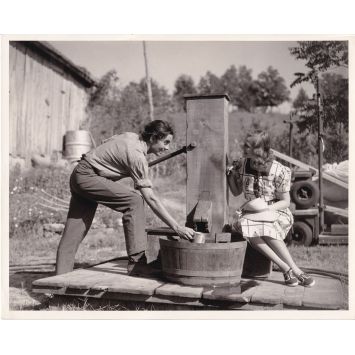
[174,226,194,241]
[269,192,290,211]
[227,165,243,196]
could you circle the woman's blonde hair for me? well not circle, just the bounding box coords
[243,130,274,166]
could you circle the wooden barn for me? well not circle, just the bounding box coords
[9,41,97,168]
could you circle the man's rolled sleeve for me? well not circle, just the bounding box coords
[127,152,153,190]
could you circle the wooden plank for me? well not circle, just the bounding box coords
[324,205,348,218]
[293,209,319,216]
[92,275,164,296]
[30,54,41,155]
[318,234,348,245]
[202,285,243,301]
[272,149,348,190]
[146,227,177,236]
[202,280,260,303]
[215,233,232,243]
[9,44,18,156]
[186,95,229,236]
[193,199,212,227]
[23,50,34,163]
[155,283,203,298]
[47,63,56,154]
[32,268,95,288]
[32,264,346,310]
[330,224,348,235]
[19,46,29,159]
[272,149,317,172]
[43,61,52,154]
[49,65,58,155]
[316,173,348,190]
[33,261,164,296]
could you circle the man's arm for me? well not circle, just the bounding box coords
[140,187,194,240]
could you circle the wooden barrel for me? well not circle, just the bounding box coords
[64,130,92,163]
[159,239,247,286]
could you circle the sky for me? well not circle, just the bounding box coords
[49,40,342,113]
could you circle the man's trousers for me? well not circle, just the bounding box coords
[56,159,146,275]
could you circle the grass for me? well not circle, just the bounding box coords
[287,244,348,275]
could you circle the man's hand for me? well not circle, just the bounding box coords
[140,187,195,241]
[174,226,194,241]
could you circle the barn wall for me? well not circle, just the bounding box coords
[9,42,90,166]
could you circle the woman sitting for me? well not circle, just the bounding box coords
[227,130,315,287]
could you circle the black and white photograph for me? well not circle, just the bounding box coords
[2,36,352,317]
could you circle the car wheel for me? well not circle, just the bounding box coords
[291,221,313,246]
[291,180,319,209]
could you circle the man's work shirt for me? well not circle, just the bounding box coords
[84,132,152,189]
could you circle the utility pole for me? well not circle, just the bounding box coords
[143,41,154,121]
[283,111,295,159]
[316,75,324,233]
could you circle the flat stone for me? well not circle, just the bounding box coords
[32,259,346,310]
[251,279,286,305]
[202,280,260,303]
[282,286,305,307]
[302,275,343,309]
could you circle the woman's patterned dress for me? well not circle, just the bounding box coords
[231,158,294,241]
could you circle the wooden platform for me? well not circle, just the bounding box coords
[32,258,346,310]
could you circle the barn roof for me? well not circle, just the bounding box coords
[14,41,98,88]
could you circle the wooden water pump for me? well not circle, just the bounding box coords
[158,94,247,286]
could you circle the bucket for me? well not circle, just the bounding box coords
[64,130,93,163]
[159,239,247,286]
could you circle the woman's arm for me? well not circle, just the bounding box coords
[140,187,194,240]
[269,191,291,211]
[226,163,243,196]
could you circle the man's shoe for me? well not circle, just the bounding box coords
[297,272,315,287]
[283,268,299,287]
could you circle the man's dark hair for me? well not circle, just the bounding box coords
[141,120,174,142]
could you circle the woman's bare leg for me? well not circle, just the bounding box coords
[248,237,291,273]
[262,236,303,275]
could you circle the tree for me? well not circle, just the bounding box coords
[118,78,172,133]
[255,66,290,110]
[290,41,348,86]
[234,65,257,112]
[293,88,309,110]
[289,41,349,163]
[197,71,224,94]
[320,73,348,131]
[118,81,147,132]
[86,70,121,143]
[220,65,239,107]
[138,78,171,115]
[219,65,259,112]
[86,71,173,144]
[172,74,197,111]
[87,69,121,109]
